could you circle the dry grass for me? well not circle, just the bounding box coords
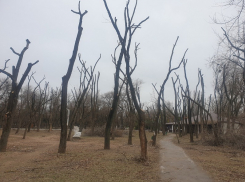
[0,129,161,182]
[174,134,245,182]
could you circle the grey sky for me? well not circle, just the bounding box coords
[0,0,225,106]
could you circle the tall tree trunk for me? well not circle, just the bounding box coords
[183,60,193,142]
[0,92,18,151]
[138,111,147,159]
[27,122,31,132]
[128,118,134,145]
[49,124,52,132]
[102,0,149,159]
[58,77,69,153]
[23,125,28,139]
[15,118,21,134]
[0,39,38,152]
[104,49,123,149]
[58,4,87,153]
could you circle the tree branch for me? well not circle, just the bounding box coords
[222,27,244,52]
[17,60,39,94]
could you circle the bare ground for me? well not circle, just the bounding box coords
[0,129,161,182]
[1,129,244,182]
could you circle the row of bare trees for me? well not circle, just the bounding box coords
[1,0,245,160]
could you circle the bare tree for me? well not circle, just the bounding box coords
[23,75,45,139]
[58,2,88,153]
[0,77,10,128]
[213,0,245,29]
[90,72,100,136]
[67,57,100,141]
[125,81,135,145]
[182,95,219,145]
[0,39,38,152]
[103,0,149,159]
[172,75,181,138]
[182,59,194,142]
[34,79,49,132]
[152,37,187,145]
[49,87,61,131]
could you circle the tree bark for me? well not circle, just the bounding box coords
[58,4,87,153]
[104,49,123,149]
[0,39,38,152]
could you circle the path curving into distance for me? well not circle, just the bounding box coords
[159,134,212,182]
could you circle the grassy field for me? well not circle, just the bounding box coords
[0,129,162,182]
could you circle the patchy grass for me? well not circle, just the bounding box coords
[0,129,161,182]
[174,134,245,182]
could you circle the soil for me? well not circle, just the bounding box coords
[1,129,244,182]
[159,134,213,182]
[0,129,161,182]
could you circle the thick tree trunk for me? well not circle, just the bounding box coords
[58,77,68,153]
[67,120,74,141]
[15,118,22,134]
[23,125,28,139]
[0,39,38,152]
[104,50,123,149]
[104,111,114,149]
[58,5,87,153]
[49,123,52,132]
[111,120,115,140]
[162,101,167,136]
[128,121,134,145]
[138,111,147,160]
[79,115,84,132]
[37,117,42,132]
[126,81,134,145]
[0,91,18,152]
[27,122,31,132]
[126,62,148,159]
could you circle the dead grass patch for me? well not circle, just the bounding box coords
[0,129,161,182]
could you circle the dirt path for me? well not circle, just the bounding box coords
[159,134,213,182]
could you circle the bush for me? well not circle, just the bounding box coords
[202,128,245,150]
[222,129,245,150]
[82,127,126,138]
[82,127,105,137]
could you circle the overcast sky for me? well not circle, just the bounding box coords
[0,0,228,106]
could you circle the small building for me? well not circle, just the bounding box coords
[165,122,176,133]
[165,112,243,134]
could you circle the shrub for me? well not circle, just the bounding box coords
[202,128,245,150]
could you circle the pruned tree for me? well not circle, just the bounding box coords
[172,75,181,138]
[0,39,38,152]
[103,40,124,149]
[33,78,49,132]
[182,59,193,142]
[58,2,88,153]
[22,74,45,139]
[90,72,100,136]
[125,80,136,145]
[152,37,187,146]
[67,56,100,141]
[0,77,11,128]
[49,87,61,132]
[182,95,219,145]
[103,0,149,160]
